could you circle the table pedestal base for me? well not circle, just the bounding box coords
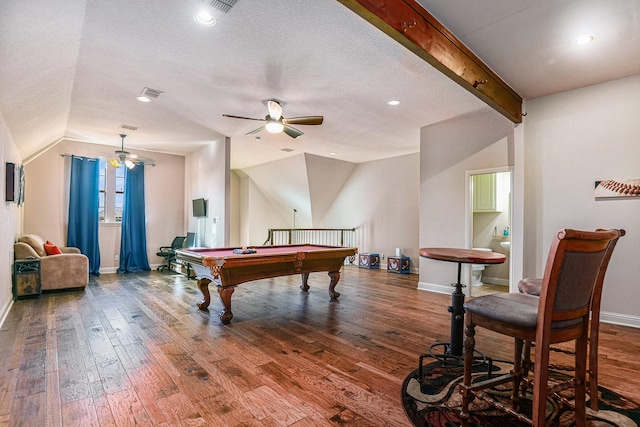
[418,276,490,376]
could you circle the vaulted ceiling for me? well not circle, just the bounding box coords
[1,0,638,169]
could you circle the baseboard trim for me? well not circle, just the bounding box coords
[600,311,640,329]
[0,298,14,330]
[99,264,163,275]
[417,281,452,295]
[481,276,509,286]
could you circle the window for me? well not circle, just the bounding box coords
[99,161,125,223]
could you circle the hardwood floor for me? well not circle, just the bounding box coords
[1,266,639,426]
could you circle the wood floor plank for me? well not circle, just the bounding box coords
[244,384,307,426]
[155,390,207,426]
[105,388,152,427]
[126,370,169,426]
[55,326,92,403]
[0,369,19,422]
[60,396,100,427]
[45,370,62,427]
[11,391,46,426]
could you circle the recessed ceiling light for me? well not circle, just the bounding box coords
[330,152,336,156]
[194,10,216,26]
[136,96,151,103]
[387,100,401,106]
[576,34,595,45]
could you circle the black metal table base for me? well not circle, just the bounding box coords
[417,345,492,380]
[417,262,491,378]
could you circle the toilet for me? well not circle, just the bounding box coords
[471,248,492,287]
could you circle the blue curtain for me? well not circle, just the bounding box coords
[67,156,101,274]
[118,164,151,273]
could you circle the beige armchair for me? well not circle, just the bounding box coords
[14,234,89,291]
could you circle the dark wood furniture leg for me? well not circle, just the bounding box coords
[217,286,235,324]
[196,278,211,310]
[328,271,341,299]
[300,273,310,292]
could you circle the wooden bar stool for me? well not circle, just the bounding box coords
[459,228,622,426]
[517,229,624,411]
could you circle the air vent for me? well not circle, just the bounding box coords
[281,148,294,152]
[139,87,163,99]
[120,124,138,131]
[205,0,237,13]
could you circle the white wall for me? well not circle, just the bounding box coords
[524,74,640,325]
[0,115,22,326]
[236,152,420,270]
[243,154,312,228]
[238,175,290,246]
[320,153,420,269]
[23,139,185,271]
[185,137,230,248]
[419,110,515,293]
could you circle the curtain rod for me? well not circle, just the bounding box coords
[59,153,155,166]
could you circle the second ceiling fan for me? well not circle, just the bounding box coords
[223,99,323,139]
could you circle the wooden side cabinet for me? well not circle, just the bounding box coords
[13,259,41,299]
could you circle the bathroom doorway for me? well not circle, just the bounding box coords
[467,168,512,297]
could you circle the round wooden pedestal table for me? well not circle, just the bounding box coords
[418,247,506,369]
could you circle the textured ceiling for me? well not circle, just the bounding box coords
[1,0,638,169]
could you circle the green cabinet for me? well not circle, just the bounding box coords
[473,174,500,212]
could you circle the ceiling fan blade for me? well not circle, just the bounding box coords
[223,114,265,122]
[283,116,324,126]
[245,126,265,135]
[282,125,304,139]
[267,100,283,121]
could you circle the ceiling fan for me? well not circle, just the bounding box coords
[108,134,154,169]
[223,99,323,139]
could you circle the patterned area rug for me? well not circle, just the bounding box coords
[401,359,640,426]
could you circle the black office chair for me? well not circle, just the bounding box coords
[156,236,186,272]
[185,232,197,248]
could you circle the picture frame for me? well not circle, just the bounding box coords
[5,162,15,202]
[595,179,640,199]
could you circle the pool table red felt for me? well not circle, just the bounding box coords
[175,244,357,324]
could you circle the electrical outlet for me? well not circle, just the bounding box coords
[114,255,119,261]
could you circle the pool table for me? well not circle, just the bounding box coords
[174,244,357,324]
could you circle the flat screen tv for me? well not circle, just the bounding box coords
[192,198,207,218]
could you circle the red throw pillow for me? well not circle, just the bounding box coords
[43,240,62,255]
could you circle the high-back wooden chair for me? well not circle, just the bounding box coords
[459,228,622,426]
[517,229,624,411]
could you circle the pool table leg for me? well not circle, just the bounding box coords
[328,271,341,300]
[217,286,235,324]
[196,278,212,310]
[300,273,310,292]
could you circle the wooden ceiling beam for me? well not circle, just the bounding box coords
[338,0,523,123]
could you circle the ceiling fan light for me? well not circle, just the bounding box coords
[109,159,120,168]
[124,160,136,169]
[265,120,284,133]
[194,10,216,26]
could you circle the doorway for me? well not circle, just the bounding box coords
[467,169,512,297]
